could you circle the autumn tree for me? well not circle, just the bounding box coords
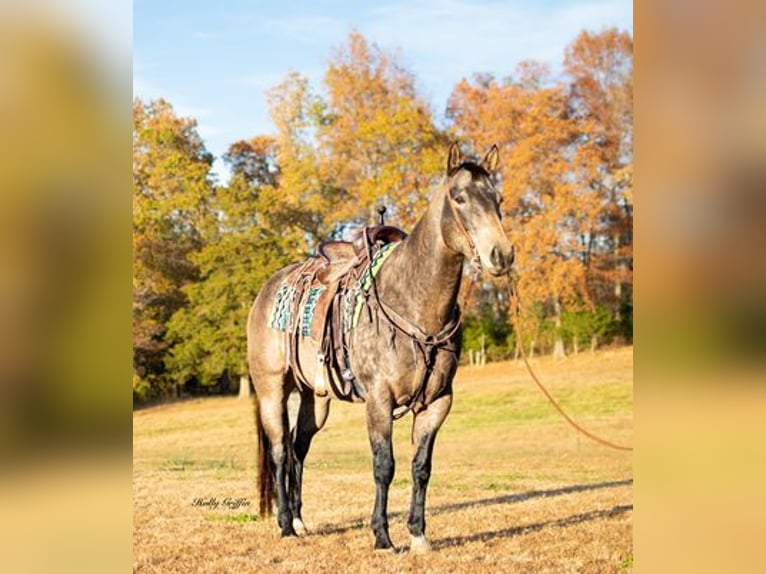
[264,72,340,246]
[133,98,215,398]
[448,63,602,357]
[136,32,451,400]
[318,32,445,229]
[564,28,633,333]
[132,28,634,400]
[266,32,445,240]
[447,30,633,357]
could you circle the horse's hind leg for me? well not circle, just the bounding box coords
[407,392,453,553]
[289,386,331,534]
[257,374,297,537]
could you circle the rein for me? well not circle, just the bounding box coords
[506,276,633,452]
[363,208,475,419]
[448,180,632,452]
[365,185,631,451]
[364,188,481,351]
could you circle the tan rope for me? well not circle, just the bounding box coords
[507,279,633,452]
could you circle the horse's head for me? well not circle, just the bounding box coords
[442,142,514,276]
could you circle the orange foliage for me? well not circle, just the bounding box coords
[318,33,444,228]
[448,29,632,345]
[266,33,444,237]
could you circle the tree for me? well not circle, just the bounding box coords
[318,32,445,230]
[148,32,450,398]
[264,32,445,240]
[564,28,633,333]
[133,28,634,401]
[133,98,215,399]
[446,30,633,356]
[223,136,280,188]
[448,64,601,357]
[165,139,301,391]
[264,72,340,246]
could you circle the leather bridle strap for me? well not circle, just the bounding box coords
[363,187,484,349]
[446,187,482,272]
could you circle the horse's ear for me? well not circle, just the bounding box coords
[447,141,462,174]
[481,144,500,173]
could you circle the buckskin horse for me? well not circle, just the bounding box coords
[247,142,514,552]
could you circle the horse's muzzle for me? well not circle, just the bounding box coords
[488,244,514,276]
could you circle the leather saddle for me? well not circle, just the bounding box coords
[316,225,407,285]
[283,224,407,401]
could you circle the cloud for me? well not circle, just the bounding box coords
[362,0,632,94]
[259,14,347,46]
[237,71,290,90]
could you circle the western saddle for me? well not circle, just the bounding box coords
[280,224,407,401]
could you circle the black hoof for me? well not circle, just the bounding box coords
[373,537,395,552]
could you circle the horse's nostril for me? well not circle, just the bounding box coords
[490,246,502,267]
[490,245,514,270]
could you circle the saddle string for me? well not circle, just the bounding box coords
[286,269,317,390]
[446,184,631,451]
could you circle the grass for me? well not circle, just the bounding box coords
[619,553,634,569]
[207,513,261,523]
[134,346,633,573]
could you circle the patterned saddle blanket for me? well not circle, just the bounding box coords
[268,227,403,401]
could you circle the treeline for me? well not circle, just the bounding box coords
[133,29,632,403]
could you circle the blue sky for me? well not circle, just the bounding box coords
[134,0,632,181]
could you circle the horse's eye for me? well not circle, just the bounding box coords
[453,194,467,205]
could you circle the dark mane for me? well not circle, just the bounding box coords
[448,160,490,179]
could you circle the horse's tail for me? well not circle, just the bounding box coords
[254,391,275,517]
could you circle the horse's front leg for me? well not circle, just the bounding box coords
[408,392,453,553]
[366,393,395,551]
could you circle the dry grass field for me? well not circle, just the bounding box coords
[133,346,633,573]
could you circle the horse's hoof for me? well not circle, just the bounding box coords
[409,535,431,554]
[292,518,309,536]
[373,537,396,553]
[280,527,297,538]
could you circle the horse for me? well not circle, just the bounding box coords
[247,142,514,552]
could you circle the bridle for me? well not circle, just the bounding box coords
[367,170,501,343]
[369,171,632,448]
[361,172,502,417]
[445,178,483,276]
[368,170,497,340]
